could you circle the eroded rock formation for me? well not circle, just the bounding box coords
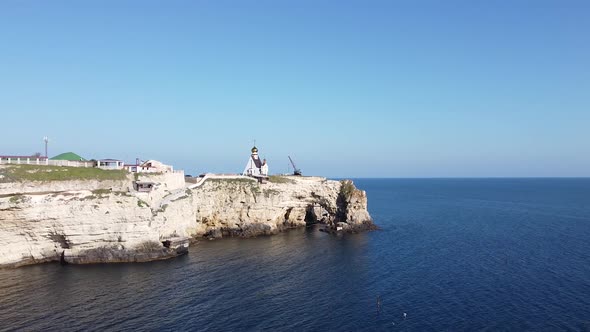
[0,172,374,267]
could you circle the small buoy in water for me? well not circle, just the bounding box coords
[403,312,407,319]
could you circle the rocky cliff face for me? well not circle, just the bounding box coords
[0,174,374,268]
[181,177,374,238]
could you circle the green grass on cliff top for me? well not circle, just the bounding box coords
[0,165,128,182]
[268,175,295,184]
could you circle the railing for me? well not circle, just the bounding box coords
[0,157,48,165]
[187,174,254,189]
[0,157,178,172]
[96,165,124,170]
[0,157,93,168]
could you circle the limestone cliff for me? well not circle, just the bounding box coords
[0,169,374,268]
[177,177,374,238]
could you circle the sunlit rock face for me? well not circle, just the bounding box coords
[0,175,373,267]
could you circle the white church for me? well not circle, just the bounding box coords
[243,146,269,177]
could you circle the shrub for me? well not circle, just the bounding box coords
[263,188,281,197]
[9,194,26,204]
[339,180,356,200]
[136,241,163,252]
[92,189,112,196]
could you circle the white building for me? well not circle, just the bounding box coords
[97,159,124,170]
[243,146,269,177]
[125,159,174,173]
[140,160,174,173]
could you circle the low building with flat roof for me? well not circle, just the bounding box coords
[97,159,124,170]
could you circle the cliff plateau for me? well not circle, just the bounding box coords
[0,165,374,267]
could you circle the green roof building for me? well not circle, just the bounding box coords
[50,152,87,161]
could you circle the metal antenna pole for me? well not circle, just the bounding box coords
[43,136,49,158]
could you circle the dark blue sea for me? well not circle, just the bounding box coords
[1,178,590,331]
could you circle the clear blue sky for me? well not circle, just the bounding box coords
[1,1,588,177]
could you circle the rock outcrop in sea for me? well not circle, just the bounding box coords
[0,166,374,268]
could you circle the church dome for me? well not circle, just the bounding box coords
[251,146,258,153]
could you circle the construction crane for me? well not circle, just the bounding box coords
[288,156,302,176]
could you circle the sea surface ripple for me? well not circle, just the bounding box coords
[1,178,589,331]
